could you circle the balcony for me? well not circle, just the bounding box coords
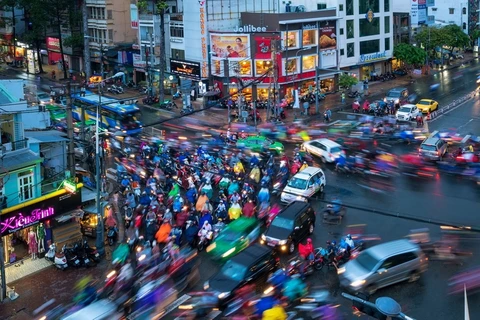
[0,138,28,155]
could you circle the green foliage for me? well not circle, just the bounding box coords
[338,74,358,89]
[63,33,84,49]
[441,25,470,48]
[415,27,443,49]
[137,0,148,12]
[393,43,427,66]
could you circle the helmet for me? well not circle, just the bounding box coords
[332,240,337,246]
[307,238,312,244]
[326,241,331,245]
[347,234,352,240]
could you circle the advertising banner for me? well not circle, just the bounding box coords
[319,21,337,51]
[46,37,61,52]
[170,59,201,80]
[255,37,271,59]
[133,53,146,68]
[130,4,139,29]
[210,34,250,58]
[411,0,419,25]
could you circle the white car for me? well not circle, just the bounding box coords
[301,138,344,163]
[395,104,421,121]
[281,166,326,203]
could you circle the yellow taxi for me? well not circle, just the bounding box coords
[416,99,439,113]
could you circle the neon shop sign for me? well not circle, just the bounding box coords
[0,207,55,235]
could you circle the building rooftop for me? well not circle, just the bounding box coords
[25,130,69,143]
[1,149,41,173]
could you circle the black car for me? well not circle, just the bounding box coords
[260,201,316,254]
[204,244,278,307]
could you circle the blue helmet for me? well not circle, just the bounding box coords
[331,240,337,246]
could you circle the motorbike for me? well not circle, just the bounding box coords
[45,243,68,270]
[180,105,194,115]
[348,91,360,98]
[61,244,81,268]
[127,80,136,88]
[197,228,214,251]
[286,249,325,277]
[248,110,262,122]
[272,177,287,195]
[73,242,96,268]
[160,101,177,110]
[322,205,346,225]
[124,204,134,229]
[107,226,118,246]
[82,240,101,263]
[352,101,360,113]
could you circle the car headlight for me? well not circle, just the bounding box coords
[278,239,287,245]
[337,267,346,275]
[281,192,286,198]
[218,292,230,299]
[395,99,399,104]
[383,98,387,102]
[206,243,216,252]
[350,279,366,287]
[261,234,266,241]
[203,281,209,290]
[222,247,236,258]
[296,195,306,201]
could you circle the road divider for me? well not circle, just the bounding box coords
[427,91,477,122]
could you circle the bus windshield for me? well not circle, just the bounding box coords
[120,113,140,128]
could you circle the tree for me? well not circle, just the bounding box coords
[415,26,444,50]
[471,29,480,47]
[393,43,427,66]
[441,24,470,49]
[338,73,358,90]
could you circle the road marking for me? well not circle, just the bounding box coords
[457,118,474,130]
[165,294,191,317]
[429,93,475,122]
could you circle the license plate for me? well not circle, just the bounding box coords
[75,259,80,264]
[267,242,276,247]
[95,253,99,257]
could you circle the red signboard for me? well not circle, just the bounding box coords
[46,37,61,52]
[255,37,272,59]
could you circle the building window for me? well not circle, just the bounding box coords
[346,0,354,15]
[317,3,327,10]
[462,7,466,14]
[340,28,344,35]
[284,57,299,74]
[384,16,390,34]
[18,170,34,203]
[346,20,354,39]
[302,55,317,72]
[359,0,379,14]
[171,49,185,60]
[170,25,184,38]
[233,60,252,76]
[385,37,390,51]
[384,0,389,12]
[347,43,355,57]
[449,8,454,14]
[107,10,112,19]
[339,4,344,11]
[88,28,107,43]
[97,7,105,20]
[360,39,380,55]
[108,29,113,42]
[463,22,467,30]
[140,26,154,42]
[432,8,437,11]
[255,59,272,75]
[282,31,300,49]
[360,17,380,37]
[340,48,345,55]
[302,30,318,46]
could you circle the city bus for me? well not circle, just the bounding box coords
[71,93,143,135]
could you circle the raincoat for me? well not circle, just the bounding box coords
[234,161,245,174]
[228,203,242,220]
[249,166,261,184]
[219,177,231,190]
[112,243,130,264]
[173,196,184,212]
[258,187,270,204]
[155,222,172,244]
[186,187,197,203]
[262,305,288,320]
[196,194,209,212]
[243,201,256,218]
[168,184,180,198]
[201,183,213,200]
[228,181,240,195]
[283,277,307,302]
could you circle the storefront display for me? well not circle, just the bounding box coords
[255,60,272,76]
[212,59,225,76]
[228,87,252,102]
[302,30,318,46]
[210,34,250,58]
[230,60,252,76]
[302,55,317,72]
[256,87,271,100]
[284,58,299,75]
[320,78,335,93]
[282,31,300,49]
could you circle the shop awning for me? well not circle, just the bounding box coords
[1,149,42,174]
[55,209,85,223]
[25,130,69,143]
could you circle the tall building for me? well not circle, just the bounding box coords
[427,1,469,32]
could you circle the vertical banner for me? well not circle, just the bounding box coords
[199,1,207,78]
[130,4,139,29]
[319,21,337,51]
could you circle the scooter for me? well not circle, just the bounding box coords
[61,245,81,268]
[124,204,134,229]
[322,205,346,225]
[352,100,360,113]
[73,242,96,268]
[82,240,101,263]
[197,229,214,252]
[45,244,68,270]
[107,226,118,246]
[348,91,360,98]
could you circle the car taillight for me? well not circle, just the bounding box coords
[275,256,280,263]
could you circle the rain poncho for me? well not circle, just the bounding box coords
[262,305,288,320]
[228,181,240,195]
[219,177,231,190]
[234,161,245,174]
[196,194,209,212]
[186,187,197,203]
[258,187,270,204]
[228,203,242,220]
[168,184,180,198]
[201,183,213,200]
[256,296,278,316]
[155,222,172,244]
[173,196,184,212]
[283,277,307,302]
[112,243,130,264]
[249,167,261,184]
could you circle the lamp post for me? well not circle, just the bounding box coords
[95,70,125,256]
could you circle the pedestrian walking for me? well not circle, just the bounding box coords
[51,70,56,80]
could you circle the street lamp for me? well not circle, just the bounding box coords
[95,71,125,256]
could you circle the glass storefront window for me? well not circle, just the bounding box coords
[346,0,354,15]
[230,60,252,77]
[346,20,354,39]
[211,59,224,76]
[360,39,380,55]
[302,55,317,72]
[302,30,318,46]
[359,0,379,13]
[282,31,300,49]
[228,87,252,102]
[284,57,299,75]
[359,18,380,37]
[347,43,355,57]
[385,37,390,51]
[257,87,271,101]
[320,78,335,93]
[300,80,315,96]
[384,0,389,12]
[384,16,390,34]
[255,60,272,76]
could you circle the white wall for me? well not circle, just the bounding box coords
[0,80,25,101]
[21,112,51,130]
[392,0,410,13]
[428,1,468,33]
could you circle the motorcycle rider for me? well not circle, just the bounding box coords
[228,200,243,221]
[120,175,130,192]
[219,174,231,191]
[200,180,213,200]
[168,183,180,199]
[155,220,172,245]
[250,154,260,167]
[345,234,355,255]
[173,194,184,213]
[249,165,261,184]
[198,220,212,243]
[215,200,228,221]
[325,241,337,267]
[335,152,347,171]
[242,198,256,218]
[139,191,151,207]
[299,161,309,172]
[126,192,136,209]
[195,191,209,212]
[185,220,199,248]
[325,197,343,216]
[186,182,197,204]
[299,238,315,279]
[145,208,157,225]
[258,181,270,205]
[229,190,241,204]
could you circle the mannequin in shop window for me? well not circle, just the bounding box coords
[37,223,46,253]
[27,227,38,259]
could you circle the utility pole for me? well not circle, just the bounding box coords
[96,45,105,256]
[66,82,75,179]
[224,59,231,124]
[0,221,5,300]
[272,38,280,119]
[82,0,91,80]
[149,33,155,96]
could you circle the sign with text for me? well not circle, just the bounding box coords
[255,37,272,56]
[411,0,419,25]
[319,21,337,51]
[133,53,146,68]
[0,190,81,237]
[425,0,435,6]
[46,37,61,52]
[170,59,201,80]
[359,51,387,63]
[130,4,139,29]
[210,34,251,58]
[199,1,207,78]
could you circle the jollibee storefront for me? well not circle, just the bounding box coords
[1,184,82,283]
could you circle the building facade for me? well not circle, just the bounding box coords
[0,6,25,64]
[427,1,469,32]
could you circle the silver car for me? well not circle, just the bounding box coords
[338,239,428,295]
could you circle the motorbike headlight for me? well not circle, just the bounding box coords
[278,239,287,245]
[273,182,280,188]
[203,281,210,290]
[218,292,231,299]
[395,99,399,104]
[222,247,236,258]
[337,267,346,275]
[350,279,366,287]
[261,234,266,241]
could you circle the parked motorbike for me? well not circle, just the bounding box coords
[160,101,176,111]
[45,243,68,270]
[127,80,136,88]
[173,91,182,100]
[73,242,96,268]
[348,91,360,98]
[61,244,81,268]
[82,240,101,263]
